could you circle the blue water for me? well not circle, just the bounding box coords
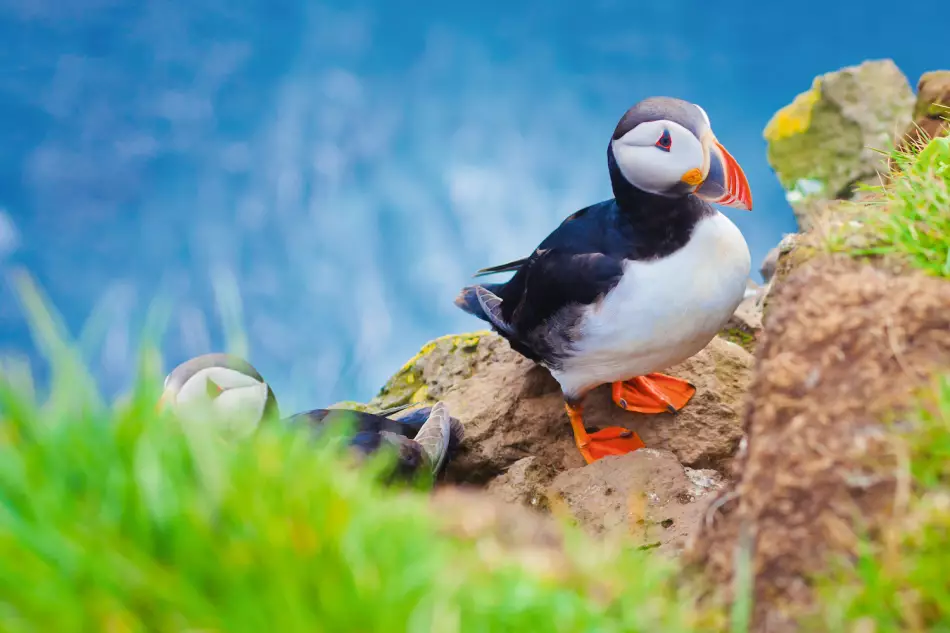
[0,0,943,412]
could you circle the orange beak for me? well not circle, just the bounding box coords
[694,135,753,211]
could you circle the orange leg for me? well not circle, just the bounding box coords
[565,401,645,465]
[612,373,696,414]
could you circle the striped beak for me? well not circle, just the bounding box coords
[695,133,753,211]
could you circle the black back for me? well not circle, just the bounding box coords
[485,173,714,367]
[283,408,424,439]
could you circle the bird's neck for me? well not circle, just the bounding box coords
[607,148,687,227]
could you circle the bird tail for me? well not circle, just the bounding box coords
[390,405,464,453]
[411,401,464,476]
[472,258,528,278]
[453,282,505,322]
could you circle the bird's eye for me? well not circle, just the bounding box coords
[206,378,224,399]
[655,130,672,152]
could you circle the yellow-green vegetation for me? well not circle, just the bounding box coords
[0,288,714,632]
[813,375,950,632]
[823,135,950,278]
[762,76,862,197]
[372,332,488,408]
[718,327,756,353]
[763,79,822,143]
[762,60,915,218]
[325,400,373,412]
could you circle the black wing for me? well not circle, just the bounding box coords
[284,409,423,439]
[478,202,630,362]
[498,248,625,335]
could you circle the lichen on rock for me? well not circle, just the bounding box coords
[763,59,915,230]
[367,326,753,558]
[368,331,491,409]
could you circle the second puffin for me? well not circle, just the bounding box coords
[455,97,753,464]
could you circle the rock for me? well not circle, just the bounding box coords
[369,332,492,409]
[762,59,915,230]
[546,449,725,555]
[759,233,800,283]
[720,279,765,352]
[760,249,780,283]
[371,332,753,485]
[486,456,555,510]
[760,232,804,323]
[686,258,950,632]
[891,70,950,170]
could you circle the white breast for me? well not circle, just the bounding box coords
[552,211,751,398]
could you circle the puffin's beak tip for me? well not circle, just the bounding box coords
[694,137,753,212]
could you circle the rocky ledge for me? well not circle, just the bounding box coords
[359,329,752,554]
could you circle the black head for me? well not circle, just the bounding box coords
[607,96,752,211]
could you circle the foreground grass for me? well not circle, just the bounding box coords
[0,303,712,632]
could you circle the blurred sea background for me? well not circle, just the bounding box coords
[0,0,944,413]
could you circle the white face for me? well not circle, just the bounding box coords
[610,119,706,196]
[168,366,270,439]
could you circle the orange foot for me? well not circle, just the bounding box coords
[612,373,696,414]
[565,402,645,464]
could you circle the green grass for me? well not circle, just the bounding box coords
[0,277,716,633]
[823,134,950,278]
[812,375,950,633]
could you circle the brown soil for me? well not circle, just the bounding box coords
[685,255,950,632]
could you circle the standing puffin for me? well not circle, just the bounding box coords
[157,353,464,480]
[455,96,753,465]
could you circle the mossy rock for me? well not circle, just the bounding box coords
[369,331,492,410]
[763,59,915,230]
[324,400,373,412]
[718,327,757,354]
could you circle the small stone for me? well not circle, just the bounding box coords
[547,449,723,555]
[891,70,950,171]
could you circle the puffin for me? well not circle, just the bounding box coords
[454,96,753,465]
[157,353,464,481]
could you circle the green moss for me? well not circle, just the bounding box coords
[924,101,950,119]
[718,328,756,353]
[764,78,865,196]
[325,400,371,412]
[373,331,491,408]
